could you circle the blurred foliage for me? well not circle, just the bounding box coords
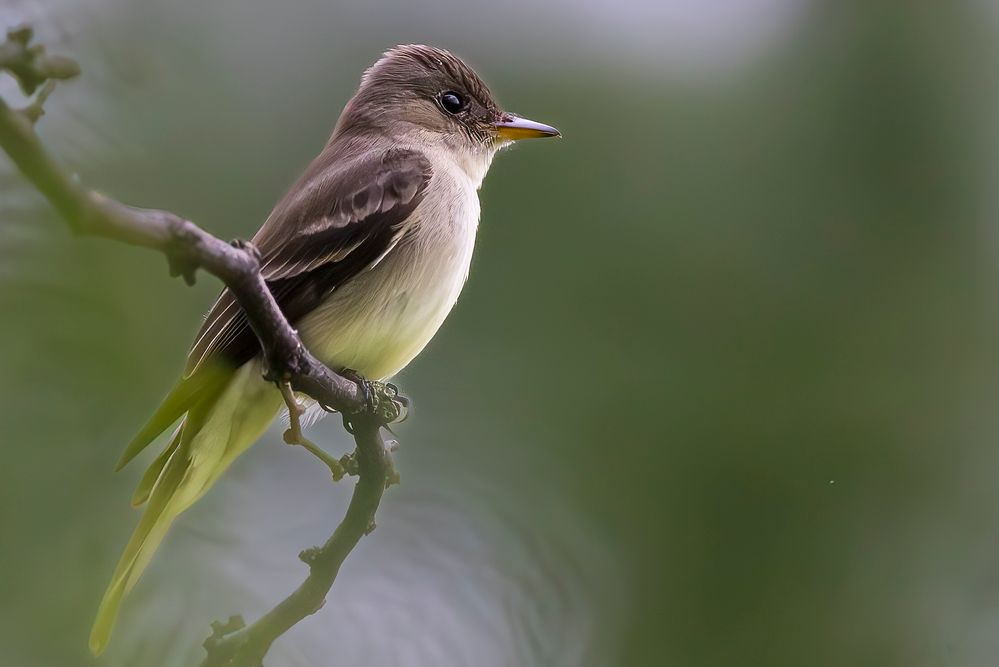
[3,0,999,665]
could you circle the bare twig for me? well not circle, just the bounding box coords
[18,79,56,124]
[0,26,399,666]
[0,25,79,94]
[200,416,391,667]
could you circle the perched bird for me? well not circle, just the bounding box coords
[90,44,559,655]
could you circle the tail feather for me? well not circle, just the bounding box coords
[90,436,191,655]
[130,425,182,507]
[90,360,282,656]
[116,364,229,472]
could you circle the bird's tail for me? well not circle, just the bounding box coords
[89,359,283,656]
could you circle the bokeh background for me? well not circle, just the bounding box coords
[3,0,999,665]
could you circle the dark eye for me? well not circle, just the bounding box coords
[440,91,465,114]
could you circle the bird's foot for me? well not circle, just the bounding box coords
[339,369,410,431]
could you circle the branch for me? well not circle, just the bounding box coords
[0,25,79,95]
[201,415,390,666]
[0,78,366,413]
[0,26,399,666]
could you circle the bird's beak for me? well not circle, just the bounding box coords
[493,114,561,140]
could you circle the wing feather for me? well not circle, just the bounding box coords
[185,148,432,376]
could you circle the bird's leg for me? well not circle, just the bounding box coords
[279,381,347,481]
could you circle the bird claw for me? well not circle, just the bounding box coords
[387,384,411,423]
[339,369,410,429]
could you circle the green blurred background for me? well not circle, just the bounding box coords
[3,0,999,665]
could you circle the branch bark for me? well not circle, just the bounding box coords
[0,25,397,666]
[200,415,389,666]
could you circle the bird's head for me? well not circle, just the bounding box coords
[336,44,559,163]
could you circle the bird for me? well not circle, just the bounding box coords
[89,44,560,655]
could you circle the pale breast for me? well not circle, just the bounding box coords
[296,162,480,381]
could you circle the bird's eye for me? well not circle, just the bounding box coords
[440,91,465,114]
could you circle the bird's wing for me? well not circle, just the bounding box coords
[118,148,431,469]
[185,147,433,376]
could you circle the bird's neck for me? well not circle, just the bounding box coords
[449,146,495,190]
[329,126,497,190]
[405,130,496,190]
